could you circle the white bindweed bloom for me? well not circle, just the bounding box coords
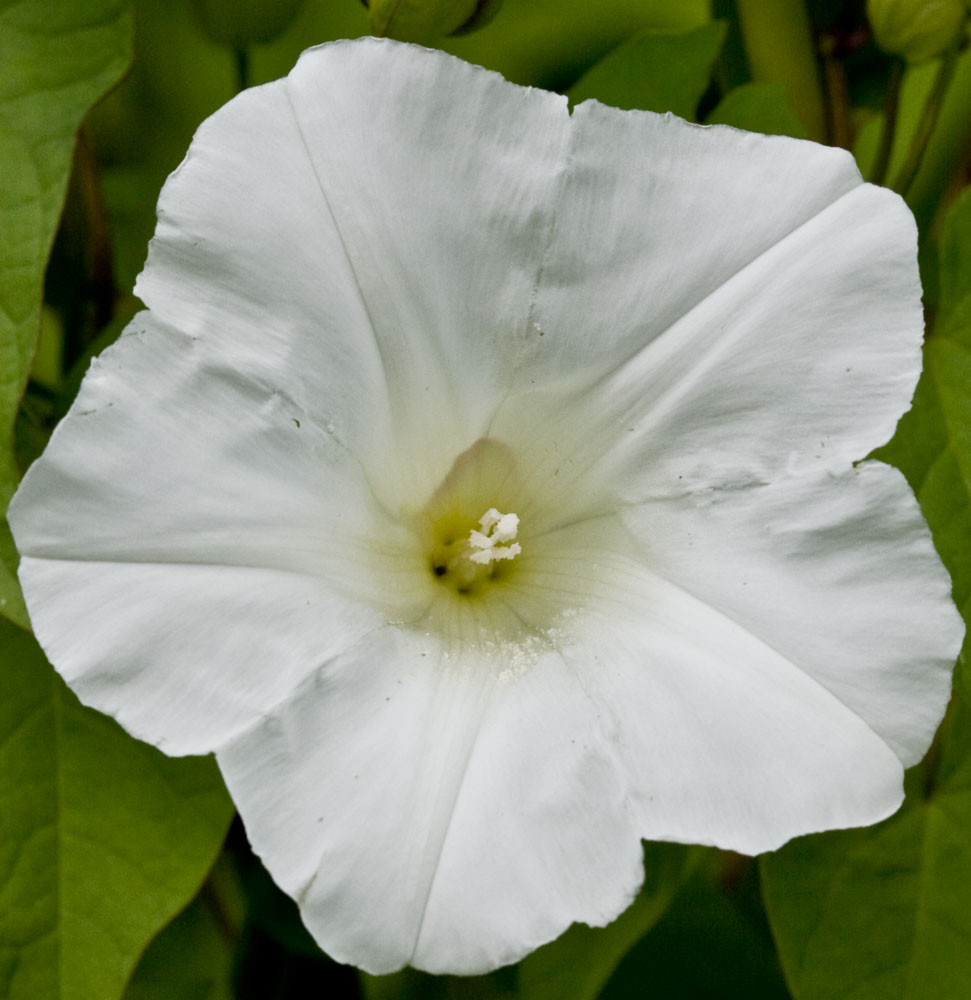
[10,37,963,975]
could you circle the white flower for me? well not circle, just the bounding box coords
[10,37,962,976]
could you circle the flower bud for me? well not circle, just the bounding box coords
[367,0,504,42]
[192,0,305,48]
[867,0,966,62]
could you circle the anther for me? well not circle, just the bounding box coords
[467,508,521,565]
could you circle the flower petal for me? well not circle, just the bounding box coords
[515,508,916,855]
[621,461,962,768]
[10,312,425,754]
[8,37,957,979]
[505,104,922,505]
[565,589,907,855]
[218,625,644,975]
[134,68,394,470]
[279,38,572,507]
[134,39,571,497]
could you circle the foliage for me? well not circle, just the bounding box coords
[0,0,133,627]
[0,618,233,1000]
[762,696,971,999]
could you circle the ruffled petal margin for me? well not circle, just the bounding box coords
[217,627,644,975]
[497,104,924,510]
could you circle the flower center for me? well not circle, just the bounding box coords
[415,438,527,599]
[406,437,569,657]
[429,507,522,595]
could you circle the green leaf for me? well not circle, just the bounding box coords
[0,617,234,1000]
[761,694,971,1000]
[854,58,938,183]
[0,507,26,629]
[853,49,971,232]
[876,187,971,701]
[705,81,809,138]
[765,190,971,994]
[443,0,712,90]
[735,0,826,141]
[0,0,133,628]
[122,893,235,1000]
[599,855,790,1000]
[566,22,727,120]
[937,187,971,314]
[516,843,700,1000]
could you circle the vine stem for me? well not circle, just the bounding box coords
[234,47,250,92]
[735,0,827,142]
[892,44,961,196]
[820,33,853,149]
[871,58,904,187]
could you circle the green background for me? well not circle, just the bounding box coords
[2,0,970,997]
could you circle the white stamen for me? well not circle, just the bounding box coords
[478,508,502,532]
[492,513,519,543]
[467,508,521,565]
